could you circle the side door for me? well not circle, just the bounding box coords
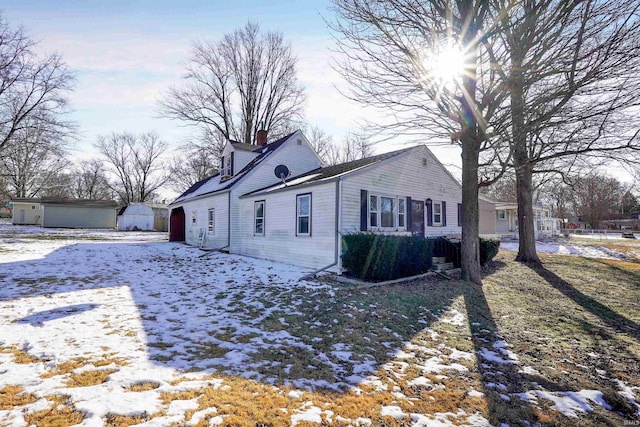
[410,200,425,236]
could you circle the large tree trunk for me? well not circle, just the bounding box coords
[515,162,540,263]
[461,141,482,284]
[511,55,540,264]
[459,10,483,285]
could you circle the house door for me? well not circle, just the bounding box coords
[410,200,425,235]
[169,207,186,242]
[19,210,25,223]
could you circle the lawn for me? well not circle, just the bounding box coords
[0,224,638,426]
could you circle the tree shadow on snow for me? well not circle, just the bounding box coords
[0,236,553,425]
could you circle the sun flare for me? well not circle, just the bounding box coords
[424,43,466,85]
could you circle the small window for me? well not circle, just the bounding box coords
[380,196,395,228]
[497,209,506,220]
[191,211,197,225]
[369,195,378,228]
[296,194,311,236]
[31,205,36,210]
[254,201,265,236]
[207,208,215,233]
[433,202,442,225]
[223,154,232,177]
[398,198,406,228]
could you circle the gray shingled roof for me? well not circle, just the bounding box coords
[242,146,416,197]
[171,132,296,204]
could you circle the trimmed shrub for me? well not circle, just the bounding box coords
[479,238,501,266]
[341,234,434,281]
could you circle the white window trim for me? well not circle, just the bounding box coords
[368,194,407,231]
[191,211,197,225]
[207,208,215,233]
[432,201,443,226]
[254,201,265,236]
[497,209,506,220]
[296,194,311,236]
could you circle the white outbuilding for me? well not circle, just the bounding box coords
[117,204,155,231]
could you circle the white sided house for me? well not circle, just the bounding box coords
[169,131,462,271]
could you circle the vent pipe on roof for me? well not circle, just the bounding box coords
[256,122,268,146]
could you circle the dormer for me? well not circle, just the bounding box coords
[220,140,260,180]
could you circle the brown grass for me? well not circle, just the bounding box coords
[125,381,161,392]
[23,395,84,427]
[0,385,38,409]
[105,413,151,427]
[65,369,118,387]
[10,346,41,364]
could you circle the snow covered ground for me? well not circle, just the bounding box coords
[500,240,634,260]
[0,223,637,426]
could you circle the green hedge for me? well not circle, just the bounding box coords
[341,234,501,282]
[341,234,434,281]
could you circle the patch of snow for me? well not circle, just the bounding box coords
[291,404,323,425]
[380,405,406,419]
[530,389,612,418]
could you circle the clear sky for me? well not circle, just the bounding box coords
[1,0,462,172]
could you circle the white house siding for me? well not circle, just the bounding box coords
[42,206,116,228]
[238,182,337,269]
[229,132,323,253]
[12,202,42,225]
[179,192,229,248]
[340,146,462,237]
[233,150,258,173]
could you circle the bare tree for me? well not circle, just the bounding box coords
[330,0,506,283]
[486,0,640,262]
[160,21,305,151]
[569,173,625,229]
[70,159,113,200]
[327,131,375,165]
[0,116,69,198]
[0,13,74,154]
[95,132,169,204]
[167,147,219,194]
[304,124,334,165]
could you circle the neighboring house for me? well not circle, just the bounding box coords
[169,130,462,271]
[495,202,561,239]
[479,195,499,236]
[117,204,155,231]
[11,198,118,228]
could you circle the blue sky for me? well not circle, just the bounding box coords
[2,1,461,171]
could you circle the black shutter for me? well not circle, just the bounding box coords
[221,155,225,173]
[442,201,447,226]
[457,203,462,227]
[406,197,412,230]
[426,200,433,227]
[360,190,368,231]
[230,151,235,175]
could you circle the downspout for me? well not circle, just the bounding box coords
[335,178,342,274]
[227,191,231,249]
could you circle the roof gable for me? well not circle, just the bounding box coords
[171,132,296,205]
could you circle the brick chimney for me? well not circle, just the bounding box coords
[256,128,268,146]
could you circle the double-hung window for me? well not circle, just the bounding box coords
[254,201,265,236]
[296,194,311,236]
[191,211,197,225]
[398,198,406,228]
[497,209,506,220]
[380,196,395,228]
[433,202,442,225]
[222,154,232,177]
[207,208,215,233]
[369,195,378,228]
